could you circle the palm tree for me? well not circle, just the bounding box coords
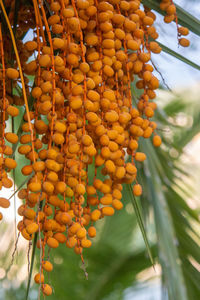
[0,1,200,300]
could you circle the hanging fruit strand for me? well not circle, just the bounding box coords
[0,0,36,168]
[160,0,190,47]
[0,23,6,221]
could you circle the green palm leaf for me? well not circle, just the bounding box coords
[157,41,200,71]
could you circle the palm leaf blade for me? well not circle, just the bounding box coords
[157,41,200,71]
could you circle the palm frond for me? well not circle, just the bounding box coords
[138,95,200,299]
[157,41,200,71]
[127,184,154,266]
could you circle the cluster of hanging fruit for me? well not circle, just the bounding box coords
[160,0,190,47]
[0,0,190,296]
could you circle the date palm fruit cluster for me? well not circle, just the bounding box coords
[0,0,189,296]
